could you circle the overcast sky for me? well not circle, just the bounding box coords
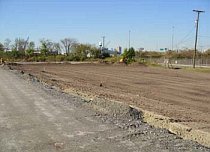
[0,0,209,51]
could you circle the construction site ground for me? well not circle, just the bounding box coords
[10,62,210,146]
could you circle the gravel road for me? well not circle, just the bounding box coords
[0,67,209,152]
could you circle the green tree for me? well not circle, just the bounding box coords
[122,47,135,63]
[26,41,35,57]
[0,43,4,51]
[89,46,100,58]
[8,50,25,60]
[73,44,91,60]
[28,41,35,50]
[128,47,135,59]
[72,44,100,60]
[40,39,53,56]
[26,49,34,57]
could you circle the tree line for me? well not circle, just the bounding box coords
[0,37,210,63]
[0,37,100,62]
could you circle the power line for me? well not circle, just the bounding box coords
[178,37,194,46]
[198,35,210,38]
[176,27,194,47]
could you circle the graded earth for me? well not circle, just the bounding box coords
[12,63,210,133]
[1,66,210,152]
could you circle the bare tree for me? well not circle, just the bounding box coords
[40,39,55,50]
[23,37,30,51]
[13,37,29,52]
[4,38,11,51]
[60,38,77,55]
[53,42,62,54]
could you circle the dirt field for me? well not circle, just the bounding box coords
[12,63,210,133]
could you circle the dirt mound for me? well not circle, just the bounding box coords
[128,62,147,67]
[112,62,127,66]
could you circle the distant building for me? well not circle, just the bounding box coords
[138,48,144,51]
[116,46,122,54]
[101,48,114,56]
[3,48,12,52]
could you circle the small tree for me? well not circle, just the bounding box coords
[40,39,53,56]
[28,41,35,50]
[128,47,135,59]
[0,43,4,51]
[4,38,11,51]
[12,37,29,53]
[60,38,77,55]
[122,47,135,63]
[53,42,62,54]
[26,41,35,57]
[89,46,100,58]
[26,49,34,57]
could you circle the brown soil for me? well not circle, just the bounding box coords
[12,63,210,132]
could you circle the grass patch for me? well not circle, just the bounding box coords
[183,67,210,73]
[104,56,122,63]
[143,62,162,67]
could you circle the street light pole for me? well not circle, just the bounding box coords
[129,30,131,50]
[172,26,174,51]
[102,36,105,49]
[193,10,205,68]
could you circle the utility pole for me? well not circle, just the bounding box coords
[172,26,174,51]
[128,30,131,50]
[101,36,105,54]
[102,36,105,48]
[193,10,205,68]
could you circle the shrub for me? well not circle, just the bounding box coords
[37,56,46,62]
[55,55,65,62]
[46,55,56,62]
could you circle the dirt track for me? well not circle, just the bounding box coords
[12,63,210,133]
